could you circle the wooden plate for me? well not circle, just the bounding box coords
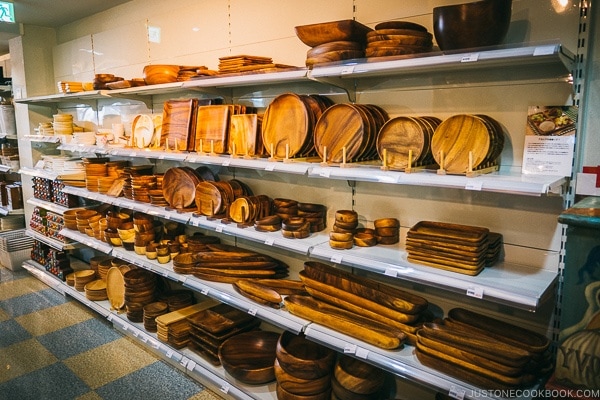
[195,105,232,154]
[314,103,366,163]
[132,114,154,148]
[162,98,197,150]
[431,114,491,173]
[162,167,200,209]
[228,114,259,156]
[377,116,428,169]
[195,181,223,216]
[262,93,310,158]
[106,266,125,311]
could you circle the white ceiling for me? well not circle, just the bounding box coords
[0,0,132,55]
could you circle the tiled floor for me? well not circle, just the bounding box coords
[0,266,222,400]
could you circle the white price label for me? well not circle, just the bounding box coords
[166,349,174,358]
[179,357,189,368]
[248,308,258,316]
[264,238,275,246]
[201,288,209,295]
[141,336,148,343]
[220,385,230,394]
[460,53,479,63]
[355,347,369,359]
[533,45,555,56]
[449,385,466,400]
[330,254,343,264]
[132,330,139,338]
[319,169,330,178]
[466,286,484,299]
[120,323,128,331]
[163,213,171,220]
[130,152,137,157]
[341,65,355,75]
[265,163,275,171]
[150,339,160,349]
[384,268,398,277]
[343,344,357,354]
[186,360,196,371]
[215,225,223,233]
[107,314,114,322]
[158,154,165,160]
[222,159,230,167]
[188,157,197,163]
[465,181,483,191]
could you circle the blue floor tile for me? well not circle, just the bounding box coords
[37,318,122,360]
[95,360,204,400]
[0,268,28,283]
[0,362,90,400]
[0,319,32,347]
[0,288,68,318]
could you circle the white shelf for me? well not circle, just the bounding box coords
[18,167,60,180]
[26,198,71,215]
[59,228,113,254]
[21,260,272,400]
[22,134,62,143]
[25,228,77,250]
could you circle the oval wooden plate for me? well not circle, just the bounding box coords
[106,266,125,311]
[261,93,309,158]
[314,104,365,163]
[431,115,491,173]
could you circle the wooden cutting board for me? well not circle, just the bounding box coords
[408,221,489,243]
[161,99,197,150]
[228,114,259,156]
[377,116,429,169]
[431,114,491,173]
[195,105,232,154]
[162,167,200,209]
[262,93,310,158]
[314,104,365,163]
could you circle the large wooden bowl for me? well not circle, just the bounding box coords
[143,64,180,85]
[334,355,385,395]
[433,0,512,51]
[218,331,279,384]
[276,331,336,380]
[295,19,373,47]
[274,358,331,396]
[276,383,331,400]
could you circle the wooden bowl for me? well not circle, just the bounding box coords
[276,331,336,380]
[143,64,180,85]
[433,0,512,51]
[295,19,372,47]
[276,383,331,400]
[334,355,385,395]
[218,331,279,384]
[274,358,331,396]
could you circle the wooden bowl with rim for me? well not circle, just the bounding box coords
[218,330,279,384]
[276,331,336,380]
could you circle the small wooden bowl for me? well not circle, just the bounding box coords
[335,210,358,224]
[334,355,385,395]
[143,64,180,85]
[274,358,331,396]
[276,382,331,400]
[373,218,399,229]
[219,331,279,384]
[276,331,336,380]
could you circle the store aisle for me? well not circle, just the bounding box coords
[0,266,221,400]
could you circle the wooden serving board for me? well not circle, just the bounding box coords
[431,114,491,173]
[262,93,310,158]
[228,114,259,156]
[161,99,197,150]
[313,104,365,163]
[195,105,232,154]
[405,238,487,257]
[408,221,489,243]
[407,255,484,275]
[405,245,486,264]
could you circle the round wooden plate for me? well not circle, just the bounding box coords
[106,266,125,311]
[431,114,491,173]
[314,103,366,163]
[195,181,223,216]
[132,114,154,148]
[162,167,200,209]
[262,93,310,158]
[377,116,429,169]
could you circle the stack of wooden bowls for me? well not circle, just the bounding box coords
[161,290,195,311]
[330,210,358,249]
[75,209,98,234]
[253,215,282,232]
[74,269,97,292]
[63,209,83,230]
[123,268,158,323]
[365,21,434,58]
[295,19,373,67]
[53,113,74,136]
[84,279,108,301]
[281,217,311,239]
[298,202,327,232]
[261,93,333,160]
[143,301,169,332]
[314,103,389,164]
[83,157,109,192]
[275,331,335,400]
[374,217,399,245]
[332,355,387,400]
[187,303,260,365]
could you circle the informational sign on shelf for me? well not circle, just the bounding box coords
[522,105,577,177]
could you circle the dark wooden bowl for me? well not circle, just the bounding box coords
[334,355,385,395]
[295,19,372,47]
[274,358,331,396]
[276,383,331,400]
[433,0,512,51]
[276,331,336,380]
[218,331,279,385]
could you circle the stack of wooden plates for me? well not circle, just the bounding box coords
[84,279,108,301]
[365,21,434,58]
[313,103,389,163]
[376,116,442,170]
[431,114,505,174]
[297,202,327,232]
[194,179,251,217]
[416,308,552,390]
[89,255,113,277]
[162,290,195,311]
[53,114,74,135]
[143,301,169,332]
[74,269,97,292]
[162,166,207,210]
[123,269,157,322]
[218,55,273,73]
[57,81,87,93]
[122,166,155,201]
[192,243,289,283]
[187,303,260,364]
[261,93,333,159]
[228,195,272,225]
[156,300,218,349]
[83,158,109,192]
[406,221,501,276]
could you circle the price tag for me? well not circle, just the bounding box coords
[186,360,196,371]
[264,238,275,246]
[215,225,223,233]
[248,308,258,316]
[166,349,174,358]
[201,288,209,295]
[150,339,160,349]
[341,65,355,75]
[330,254,343,264]
[107,314,114,322]
[319,169,330,178]
[460,53,479,63]
[179,357,189,368]
[343,344,357,354]
[466,286,484,299]
[130,152,137,157]
[265,163,275,171]
[132,330,139,338]
[158,154,165,160]
[533,45,555,56]
[220,385,230,394]
[163,213,171,220]
[222,159,230,167]
[141,335,148,343]
[465,181,483,191]
[188,156,197,163]
[448,385,466,400]
[355,347,369,359]
[120,323,128,331]
[384,268,398,277]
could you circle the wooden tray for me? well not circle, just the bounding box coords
[187,303,256,335]
[162,98,197,150]
[106,266,125,311]
[228,114,260,156]
[195,105,232,154]
[408,221,489,243]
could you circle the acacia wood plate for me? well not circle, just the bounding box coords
[314,103,365,163]
[262,93,310,158]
